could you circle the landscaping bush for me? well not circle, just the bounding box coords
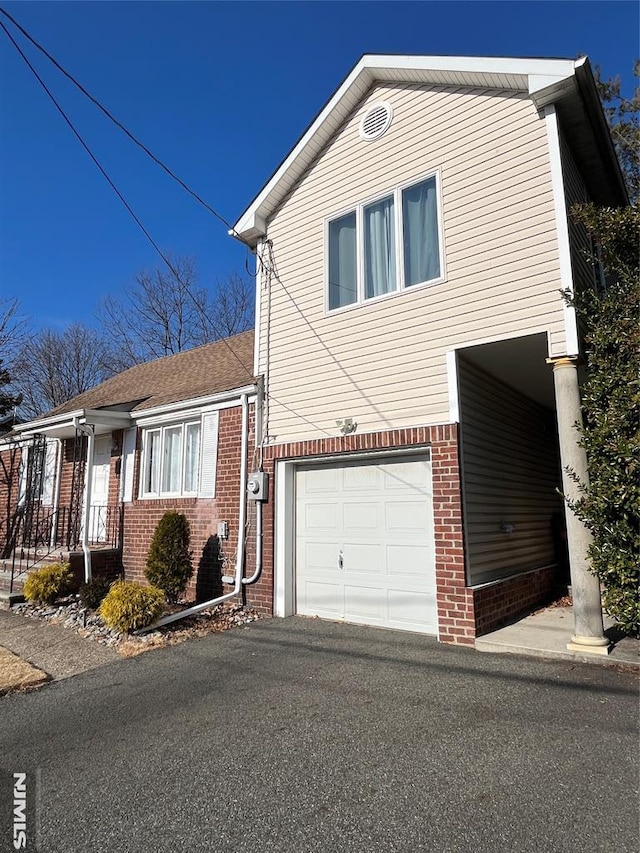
[23,563,74,605]
[98,581,164,633]
[79,575,113,611]
[144,511,193,603]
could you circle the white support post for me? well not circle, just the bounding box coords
[548,357,610,654]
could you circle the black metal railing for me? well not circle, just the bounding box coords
[6,503,122,593]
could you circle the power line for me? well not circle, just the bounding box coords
[0,19,254,380]
[0,4,251,246]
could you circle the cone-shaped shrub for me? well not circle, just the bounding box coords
[99,581,164,633]
[144,511,193,603]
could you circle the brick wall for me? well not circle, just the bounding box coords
[472,566,556,636]
[257,424,474,643]
[68,548,123,588]
[0,444,22,555]
[121,404,257,604]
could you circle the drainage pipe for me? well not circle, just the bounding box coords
[140,392,251,631]
[49,438,63,550]
[242,497,263,585]
[74,419,94,583]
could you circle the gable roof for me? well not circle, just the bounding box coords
[233,54,626,247]
[47,330,255,417]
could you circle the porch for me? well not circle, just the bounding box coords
[0,502,123,596]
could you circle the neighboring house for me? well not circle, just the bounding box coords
[0,332,257,600]
[232,55,627,645]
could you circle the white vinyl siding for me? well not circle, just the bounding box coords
[458,356,562,586]
[560,131,597,294]
[259,84,567,441]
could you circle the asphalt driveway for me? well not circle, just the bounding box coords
[1,617,638,853]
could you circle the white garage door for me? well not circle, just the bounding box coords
[295,454,436,634]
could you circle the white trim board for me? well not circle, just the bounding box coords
[544,104,579,357]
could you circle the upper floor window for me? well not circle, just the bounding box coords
[327,173,443,312]
[140,412,219,499]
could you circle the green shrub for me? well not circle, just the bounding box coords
[144,511,193,603]
[23,563,74,605]
[566,203,640,635]
[98,581,164,633]
[79,575,113,610]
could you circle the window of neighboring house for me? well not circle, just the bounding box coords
[140,417,212,499]
[327,173,443,311]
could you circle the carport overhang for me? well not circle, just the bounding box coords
[448,332,555,416]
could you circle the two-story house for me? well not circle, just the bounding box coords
[233,55,627,648]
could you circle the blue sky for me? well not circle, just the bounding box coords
[1,1,637,332]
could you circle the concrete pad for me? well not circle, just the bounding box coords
[476,605,639,668]
[0,609,119,681]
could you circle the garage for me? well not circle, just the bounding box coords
[295,453,437,634]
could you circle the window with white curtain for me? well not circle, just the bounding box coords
[327,173,442,311]
[141,419,207,498]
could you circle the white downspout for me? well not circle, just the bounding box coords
[74,419,94,583]
[49,438,63,550]
[140,392,251,631]
[242,499,263,585]
[243,379,265,586]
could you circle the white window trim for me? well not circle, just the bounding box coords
[139,419,201,500]
[324,169,446,316]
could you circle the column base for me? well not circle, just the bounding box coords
[567,635,611,656]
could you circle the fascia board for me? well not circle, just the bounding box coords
[81,410,133,427]
[131,384,258,423]
[233,54,580,243]
[233,59,373,241]
[16,409,85,436]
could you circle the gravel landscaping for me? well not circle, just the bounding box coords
[10,596,261,657]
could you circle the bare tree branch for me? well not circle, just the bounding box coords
[13,324,115,419]
[97,255,254,370]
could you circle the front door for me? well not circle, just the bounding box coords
[87,436,111,542]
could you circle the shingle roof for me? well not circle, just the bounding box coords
[48,331,255,416]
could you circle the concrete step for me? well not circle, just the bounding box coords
[0,569,25,594]
[0,589,25,609]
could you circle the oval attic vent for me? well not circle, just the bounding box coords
[359,102,393,141]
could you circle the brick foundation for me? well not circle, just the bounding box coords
[68,549,123,588]
[472,566,556,637]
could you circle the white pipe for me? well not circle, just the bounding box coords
[242,498,263,585]
[140,393,251,631]
[74,419,94,583]
[49,438,63,550]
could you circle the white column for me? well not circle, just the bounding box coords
[549,357,610,654]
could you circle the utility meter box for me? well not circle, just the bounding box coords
[247,471,269,502]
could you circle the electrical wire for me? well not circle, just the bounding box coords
[0,19,254,380]
[1,9,331,439]
[0,5,251,246]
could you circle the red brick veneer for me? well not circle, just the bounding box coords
[472,566,556,637]
[257,424,476,644]
[121,404,257,603]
